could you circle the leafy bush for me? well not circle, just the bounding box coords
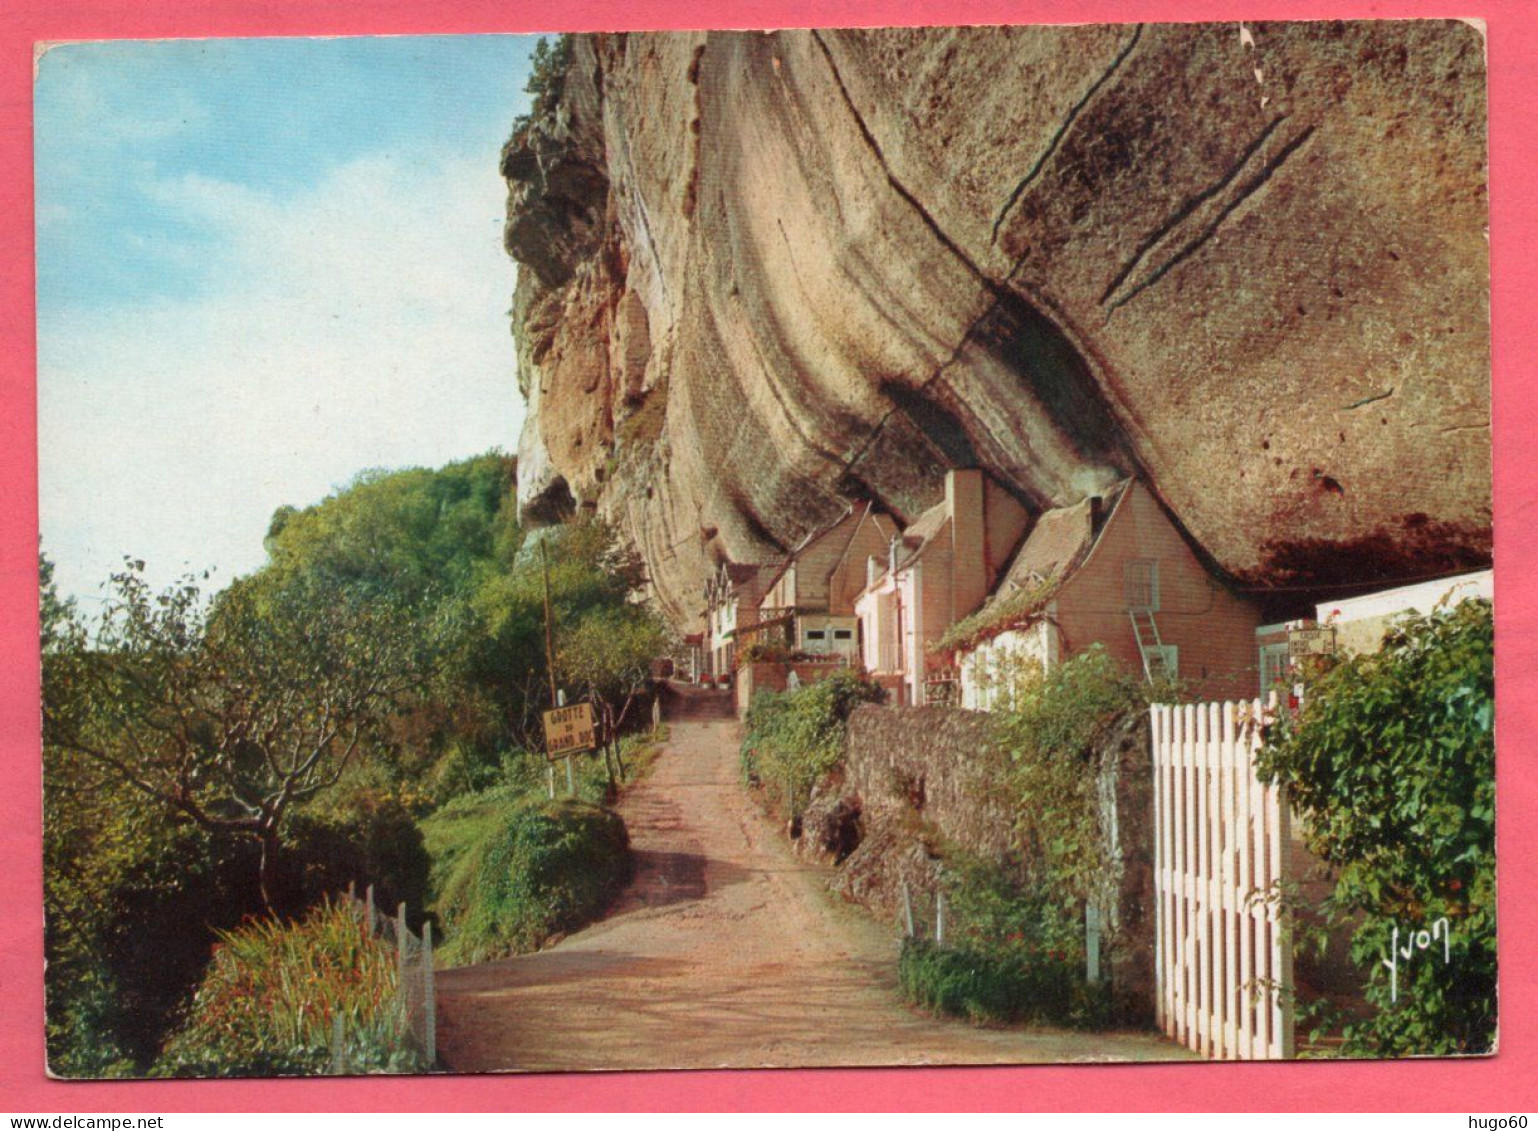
[896,852,1118,1029]
[739,670,884,819]
[286,790,432,923]
[423,739,506,806]
[427,797,629,965]
[155,900,425,1077]
[738,640,790,664]
[891,648,1147,1031]
[44,777,431,1076]
[44,802,264,1075]
[1259,599,1495,1056]
[509,35,575,141]
[940,852,1086,965]
[989,646,1144,919]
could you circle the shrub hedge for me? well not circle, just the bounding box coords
[427,797,630,965]
[1259,598,1495,1056]
[739,669,883,819]
[899,938,1113,1029]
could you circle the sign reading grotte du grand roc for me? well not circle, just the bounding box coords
[543,701,597,760]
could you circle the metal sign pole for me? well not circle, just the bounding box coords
[540,539,559,706]
[542,539,562,797]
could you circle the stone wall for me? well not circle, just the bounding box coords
[803,703,1158,1016]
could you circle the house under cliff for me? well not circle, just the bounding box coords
[742,501,900,663]
[941,479,1263,710]
[853,469,1031,706]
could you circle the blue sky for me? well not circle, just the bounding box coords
[36,34,540,606]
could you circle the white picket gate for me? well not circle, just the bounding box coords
[1150,698,1294,1060]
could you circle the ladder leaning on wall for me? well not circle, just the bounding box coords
[1130,608,1173,682]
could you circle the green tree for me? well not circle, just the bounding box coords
[468,520,658,752]
[257,454,521,784]
[44,561,435,910]
[510,34,575,139]
[261,454,519,602]
[559,601,670,781]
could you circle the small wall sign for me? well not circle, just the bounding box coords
[1288,625,1337,657]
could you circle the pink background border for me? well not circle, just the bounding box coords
[2,0,1532,1112]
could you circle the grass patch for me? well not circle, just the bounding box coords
[899,937,1114,1029]
[421,729,665,966]
[154,899,425,1077]
[429,799,629,965]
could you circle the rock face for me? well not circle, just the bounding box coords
[505,23,1491,631]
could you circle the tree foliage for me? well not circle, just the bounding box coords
[509,34,575,140]
[44,562,435,911]
[429,798,629,965]
[1258,599,1495,1056]
[42,453,671,1075]
[261,455,519,602]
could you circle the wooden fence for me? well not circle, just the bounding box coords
[1150,698,1294,1060]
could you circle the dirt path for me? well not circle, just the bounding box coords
[434,687,1184,1072]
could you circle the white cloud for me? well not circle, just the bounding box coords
[38,147,523,606]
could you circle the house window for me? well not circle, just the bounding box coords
[833,629,852,640]
[1259,642,1290,696]
[806,629,827,640]
[1125,559,1160,612]
[1149,644,1178,679]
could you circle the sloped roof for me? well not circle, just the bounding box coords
[763,501,904,605]
[900,500,949,553]
[758,503,861,596]
[995,498,1096,589]
[832,506,899,578]
[724,561,766,586]
[790,502,858,556]
[936,480,1132,654]
[705,558,784,614]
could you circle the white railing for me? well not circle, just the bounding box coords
[1150,698,1294,1060]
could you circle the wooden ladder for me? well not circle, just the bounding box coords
[1129,607,1170,682]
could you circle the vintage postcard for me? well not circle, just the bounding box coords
[36,20,1492,1077]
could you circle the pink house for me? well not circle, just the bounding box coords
[946,479,1262,709]
[853,469,1030,706]
[747,501,900,663]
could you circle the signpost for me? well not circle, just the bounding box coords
[543,701,597,761]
